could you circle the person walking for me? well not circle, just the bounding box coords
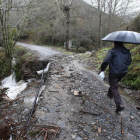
[99,41,131,113]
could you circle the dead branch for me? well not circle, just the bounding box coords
[94,101,107,112]
[80,109,102,116]
[36,129,45,138]
[33,124,60,130]
[33,124,60,140]
[44,131,48,140]
[121,117,124,134]
[49,90,59,92]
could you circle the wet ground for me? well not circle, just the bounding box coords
[16,42,62,60]
[28,55,140,140]
[0,44,140,140]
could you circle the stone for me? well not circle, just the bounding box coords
[72,134,76,139]
[74,91,79,96]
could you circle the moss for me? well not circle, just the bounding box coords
[28,129,41,137]
[12,46,36,81]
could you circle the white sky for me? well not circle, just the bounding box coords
[83,0,140,14]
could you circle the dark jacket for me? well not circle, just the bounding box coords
[101,45,131,73]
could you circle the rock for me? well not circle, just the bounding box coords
[85,51,91,55]
[75,136,83,140]
[72,134,76,139]
[124,89,132,94]
[73,129,78,132]
[98,127,102,133]
[91,122,96,125]
[137,112,140,115]
[74,91,79,96]
[90,50,97,56]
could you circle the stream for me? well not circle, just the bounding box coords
[1,73,28,100]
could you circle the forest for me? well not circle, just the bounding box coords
[0,0,140,86]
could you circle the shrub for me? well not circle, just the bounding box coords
[0,49,11,80]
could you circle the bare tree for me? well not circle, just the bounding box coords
[89,0,135,48]
[0,0,32,59]
[56,0,74,50]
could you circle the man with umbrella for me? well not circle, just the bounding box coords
[99,31,140,113]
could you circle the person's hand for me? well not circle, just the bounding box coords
[99,71,105,79]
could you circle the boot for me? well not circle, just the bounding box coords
[116,105,124,113]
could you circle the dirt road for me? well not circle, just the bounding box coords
[16,42,62,59]
[1,44,140,140]
[30,54,140,140]
[18,44,140,139]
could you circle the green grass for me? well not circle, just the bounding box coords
[12,45,37,81]
[95,47,112,69]
[57,47,75,55]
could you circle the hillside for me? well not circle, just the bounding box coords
[21,0,121,50]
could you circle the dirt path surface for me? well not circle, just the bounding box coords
[27,54,140,140]
[16,42,62,60]
[0,44,140,140]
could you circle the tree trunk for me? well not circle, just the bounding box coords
[98,0,101,48]
[65,7,70,50]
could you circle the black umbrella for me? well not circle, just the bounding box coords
[102,31,140,44]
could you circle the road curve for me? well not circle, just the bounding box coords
[16,42,62,60]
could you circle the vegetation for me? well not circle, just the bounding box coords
[129,14,140,32]
[0,49,11,80]
[20,0,136,50]
[0,0,140,90]
[122,45,140,89]
[12,46,36,81]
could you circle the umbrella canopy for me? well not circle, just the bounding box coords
[102,31,140,44]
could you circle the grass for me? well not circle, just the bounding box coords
[57,47,75,55]
[12,45,37,81]
[122,44,140,89]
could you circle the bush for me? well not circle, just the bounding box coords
[121,45,140,89]
[12,46,36,81]
[129,14,140,32]
[0,49,11,80]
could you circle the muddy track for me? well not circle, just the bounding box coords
[0,44,140,139]
[25,55,140,140]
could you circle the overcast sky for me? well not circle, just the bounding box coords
[83,0,140,14]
